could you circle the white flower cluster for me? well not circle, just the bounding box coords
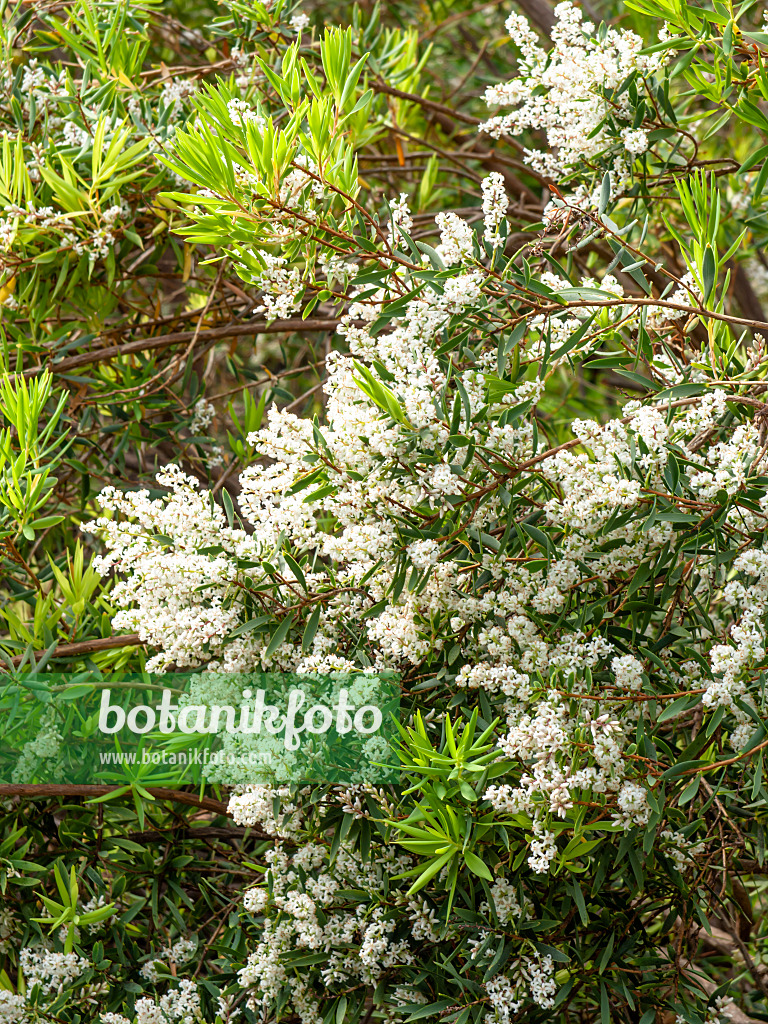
[11,707,62,782]
[480,1,668,177]
[227,97,266,130]
[20,948,89,995]
[87,246,768,852]
[0,992,27,1024]
[237,837,413,1019]
[435,211,475,265]
[140,937,197,982]
[161,79,198,118]
[660,829,707,873]
[229,783,303,836]
[135,979,203,1024]
[481,172,508,247]
[477,950,557,1021]
[387,192,414,249]
[189,397,216,435]
[290,12,311,32]
[252,253,303,321]
[82,465,259,672]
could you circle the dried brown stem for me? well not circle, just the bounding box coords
[4,632,143,669]
[25,318,346,377]
[0,784,229,816]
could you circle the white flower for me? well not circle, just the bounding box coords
[481,172,508,246]
[290,12,310,31]
[479,1,669,177]
[621,127,649,156]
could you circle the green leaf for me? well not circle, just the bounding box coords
[229,616,271,638]
[657,694,699,723]
[532,942,570,964]
[661,760,706,780]
[405,1001,456,1022]
[561,837,602,861]
[701,244,717,301]
[598,171,611,215]
[403,850,454,895]
[554,287,615,303]
[653,382,706,402]
[677,775,700,806]
[302,605,321,651]
[521,521,553,556]
[264,613,296,659]
[221,489,235,528]
[463,851,493,880]
[282,551,307,590]
[335,995,348,1024]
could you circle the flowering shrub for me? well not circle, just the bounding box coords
[1,0,768,1023]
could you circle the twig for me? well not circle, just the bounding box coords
[25,318,347,377]
[3,633,143,669]
[0,784,230,816]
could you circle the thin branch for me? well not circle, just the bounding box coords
[0,784,230,816]
[25,318,346,377]
[4,633,143,669]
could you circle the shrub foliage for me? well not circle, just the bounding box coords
[0,0,767,1022]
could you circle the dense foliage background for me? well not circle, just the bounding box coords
[1,0,768,1022]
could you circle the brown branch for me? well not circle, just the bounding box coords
[0,784,230,816]
[25,318,345,377]
[124,825,248,843]
[372,81,483,129]
[659,947,762,1024]
[514,294,768,332]
[4,633,143,669]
